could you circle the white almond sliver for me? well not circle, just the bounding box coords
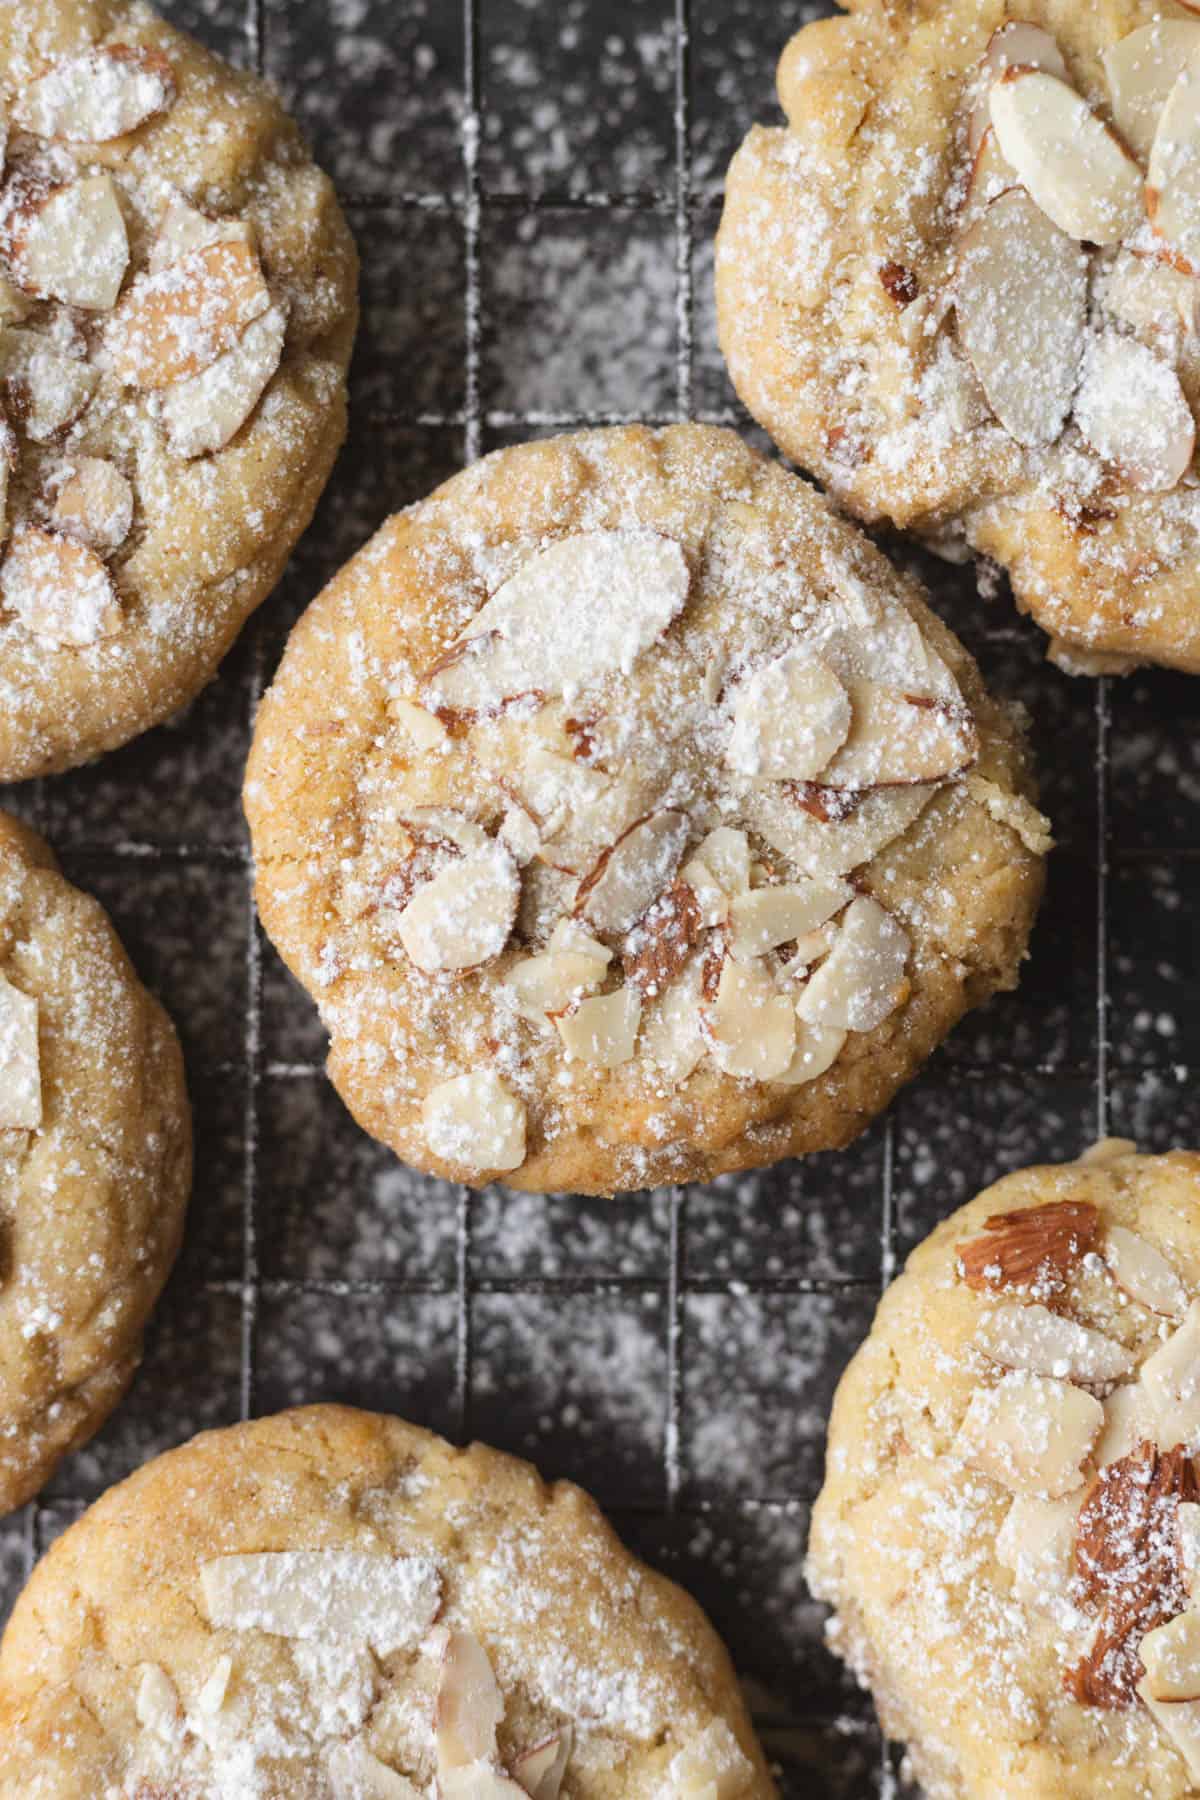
[506,950,607,1022]
[728,880,850,960]
[555,986,641,1068]
[328,1739,422,1800]
[547,917,611,964]
[1101,250,1197,344]
[1105,22,1200,163]
[640,953,707,1084]
[513,1727,573,1800]
[967,20,1067,153]
[1104,1225,1189,1319]
[0,974,40,1130]
[575,810,689,938]
[667,1719,755,1800]
[52,457,133,553]
[424,532,690,710]
[796,896,908,1033]
[746,783,931,883]
[150,194,254,274]
[1139,1679,1200,1781]
[1141,1299,1200,1448]
[724,650,851,781]
[994,1493,1079,1605]
[135,1663,180,1740]
[1095,1380,1158,1467]
[819,681,977,788]
[392,696,449,752]
[395,843,519,973]
[973,1301,1134,1384]
[194,1654,233,1717]
[0,329,97,440]
[422,1071,526,1174]
[706,956,796,1081]
[1075,332,1194,492]
[1140,1612,1200,1702]
[438,1630,503,1770]
[1179,1501,1200,1590]
[680,826,751,926]
[441,1765,527,1800]
[107,240,273,390]
[499,805,540,864]
[1149,64,1200,272]
[954,187,1088,447]
[961,128,1019,224]
[957,1370,1103,1497]
[162,302,287,460]
[13,173,129,311]
[774,1018,845,1088]
[14,45,176,141]
[0,525,121,648]
[200,1551,442,1656]
[989,68,1145,244]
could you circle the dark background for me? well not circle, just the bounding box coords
[2,3,1197,1794]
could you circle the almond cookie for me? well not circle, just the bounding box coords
[245,424,1048,1197]
[717,2,1200,675]
[807,1139,1200,1798]
[0,0,358,780]
[0,1403,776,1800]
[0,810,190,1514]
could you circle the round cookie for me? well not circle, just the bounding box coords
[717,1,1200,674]
[246,423,1048,1197]
[0,1403,777,1800]
[0,0,358,780]
[0,810,190,1513]
[808,1140,1200,1799]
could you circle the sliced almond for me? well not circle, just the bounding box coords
[1138,1681,1200,1781]
[639,952,707,1085]
[989,68,1145,244]
[392,696,449,753]
[505,950,607,1023]
[962,127,1019,221]
[724,650,851,782]
[14,45,176,142]
[499,804,540,864]
[395,843,519,973]
[107,240,272,390]
[1140,1612,1200,1702]
[0,974,40,1131]
[774,1018,845,1088]
[0,525,121,647]
[422,1070,526,1175]
[1100,249,1197,347]
[547,917,611,963]
[0,327,97,440]
[795,896,908,1033]
[1075,332,1194,491]
[745,782,931,884]
[667,1719,755,1800]
[51,457,133,552]
[150,193,254,274]
[134,1663,180,1740]
[680,826,752,926]
[161,301,286,460]
[195,1654,233,1717]
[1105,22,1200,164]
[1096,1381,1159,1467]
[199,1551,442,1657]
[958,1200,1100,1297]
[328,1740,421,1800]
[6,172,128,311]
[974,1301,1134,1385]
[423,532,690,711]
[441,1767,527,1800]
[967,21,1067,153]
[1104,1225,1189,1320]
[954,187,1088,447]
[994,1492,1080,1605]
[1141,1301,1200,1447]
[624,879,704,996]
[555,986,641,1068]
[819,681,977,788]
[1179,1500,1200,1590]
[437,1630,503,1771]
[957,1370,1103,1496]
[728,879,849,960]
[513,1728,572,1800]
[704,955,796,1081]
[575,810,689,938]
[1148,64,1200,272]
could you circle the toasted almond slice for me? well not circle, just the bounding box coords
[150,193,254,274]
[1141,1300,1200,1447]
[422,1070,526,1174]
[392,696,449,752]
[547,917,611,964]
[963,775,1054,858]
[0,973,40,1131]
[819,681,977,788]
[195,1654,233,1717]
[1101,249,1198,345]
[967,20,1067,153]
[1104,1225,1189,1319]
[51,457,134,552]
[640,952,707,1084]
[14,45,176,141]
[994,1493,1080,1605]
[954,188,1088,446]
[0,328,97,440]
[423,532,690,711]
[1140,1612,1200,1702]
[1096,1381,1159,1467]
[1149,64,1200,272]
[400,808,491,856]
[134,1663,180,1740]
[161,301,286,460]
[0,525,120,647]
[499,804,540,864]
[1076,331,1195,491]
[7,172,129,311]
[680,826,752,926]
[962,127,1019,221]
[1180,1500,1200,1590]
[774,1018,845,1087]
[395,843,519,973]
[667,1719,755,1800]
[107,240,272,389]
[200,1551,441,1656]
[438,1630,503,1770]
[1138,1680,1200,1781]
[957,1370,1103,1496]
[441,1766,528,1800]
[328,1740,421,1800]
[779,922,839,980]
[796,896,908,1033]
[746,782,931,884]
[974,1301,1134,1384]
[513,1728,572,1800]
[705,955,796,1081]
[989,68,1145,244]
[556,986,641,1068]
[575,810,689,938]
[728,879,850,960]
[1105,22,1200,164]
[724,650,851,782]
[506,949,607,1022]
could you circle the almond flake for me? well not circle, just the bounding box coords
[51,457,133,552]
[162,301,286,459]
[989,68,1145,244]
[1105,22,1200,164]
[392,696,449,753]
[962,129,1019,224]
[1137,1680,1200,1779]
[795,895,908,1033]
[724,650,851,782]
[134,1663,180,1740]
[513,1728,572,1800]
[705,954,796,1080]
[774,1018,845,1088]
[499,805,540,864]
[107,240,272,390]
[0,525,121,647]
[437,1630,503,1771]
[1148,65,1200,272]
[195,1654,233,1717]
[6,172,129,311]
[967,20,1067,153]
[624,878,704,995]
[1140,1611,1200,1701]
[1179,1500,1200,1590]
[639,952,707,1084]
[995,1492,1080,1605]
[395,842,519,973]
[1097,1382,1159,1468]
[0,327,97,440]
[441,1766,527,1800]
[1104,1226,1189,1320]
[745,782,931,883]
[680,827,751,926]
[575,810,689,938]
[1142,1301,1200,1448]
[818,682,978,788]
[201,1551,441,1655]
[555,985,641,1068]
[14,45,176,142]
[328,1740,421,1800]
[422,1070,526,1174]
[422,532,690,711]
[0,974,40,1130]
[974,1301,1134,1385]
[957,1370,1103,1497]
[548,917,611,963]
[150,194,254,274]
[728,879,849,960]
[1101,250,1197,345]
[954,187,1088,447]
[505,949,607,1022]
[957,1199,1100,1296]
[1075,332,1194,491]
[667,1719,755,1800]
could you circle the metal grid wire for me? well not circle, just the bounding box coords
[3,1,1189,1796]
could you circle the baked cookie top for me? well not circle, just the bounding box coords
[0,1404,776,1800]
[246,424,1047,1197]
[0,0,358,781]
[717,0,1200,674]
[0,809,190,1515]
[808,1141,1200,1799]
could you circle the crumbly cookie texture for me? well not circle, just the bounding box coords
[0,1404,776,1800]
[0,0,358,780]
[0,809,190,1515]
[244,424,1047,1197]
[807,1141,1200,1799]
[717,0,1200,674]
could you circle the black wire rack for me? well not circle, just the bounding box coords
[3,2,1200,1795]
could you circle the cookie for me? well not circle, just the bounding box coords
[716,2,1200,675]
[0,810,190,1513]
[0,1403,776,1800]
[0,0,358,780]
[807,1139,1200,1798]
[246,423,1047,1197]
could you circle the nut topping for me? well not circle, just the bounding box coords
[1104,22,1200,163]
[994,1493,1080,1606]
[555,985,641,1068]
[989,69,1144,246]
[394,842,519,973]
[51,457,134,553]
[666,1717,756,1800]
[680,826,752,926]
[199,1550,442,1655]
[1103,1225,1189,1320]
[1137,1683,1200,1780]
[13,45,177,143]
[0,328,97,440]
[1139,1610,1200,1702]
[150,194,255,274]
[512,1729,573,1800]
[724,650,851,781]
[4,172,129,311]
[1141,1300,1200,1447]
[819,682,978,788]
[107,240,272,390]
[161,302,287,460]
[774,1018,845,1088]
[974,1301,1134,1385]
[134,1663,180,1740]
[1148,65,1200,273]
[437,1630,504,1771]
[575,811,689,938]
[328,1740,421,1800]
[0,974,40,1130]
[506,949,607,1023]
[704,954,796,1080]
[958,1370,1103,1497]
[0,525,121,647]
[967,21,1067,154]
[1075,332,1195,492]
[624,878,704,995]
[728,878,849,960]
[639,952,707,1084]
[957,1199,1099,1296]
[422,1070,526,1174]
[795,895,908,1032]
